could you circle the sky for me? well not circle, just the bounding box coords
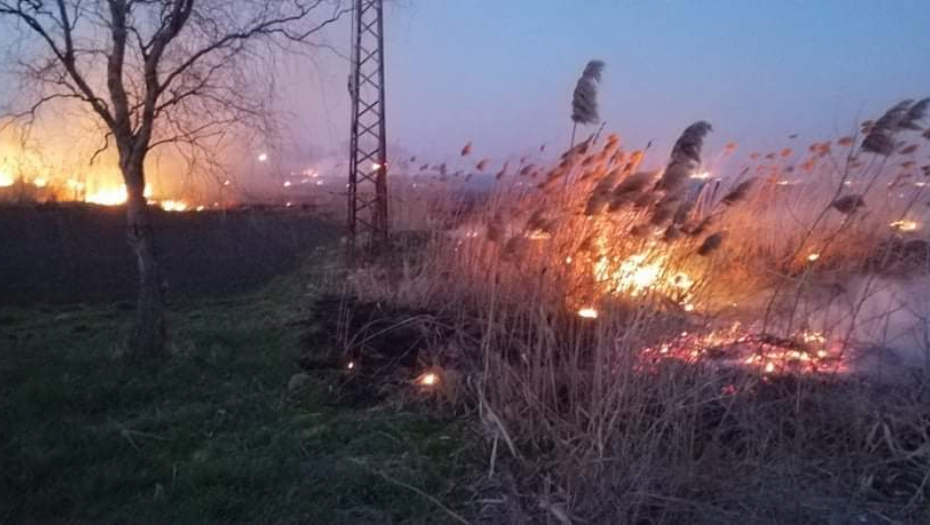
[3,0,930,178]
[282,0,930,171]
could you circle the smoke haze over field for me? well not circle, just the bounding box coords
[2,0,930,190]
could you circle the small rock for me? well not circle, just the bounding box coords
[288,373,312,392]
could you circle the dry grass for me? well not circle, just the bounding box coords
[351,100,930,522]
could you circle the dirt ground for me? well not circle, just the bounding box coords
[0,204,342,306]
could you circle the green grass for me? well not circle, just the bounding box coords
[0,257,478,524]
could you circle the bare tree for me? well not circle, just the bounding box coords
[0,0,348,358]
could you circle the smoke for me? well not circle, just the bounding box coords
[810,276,930,382]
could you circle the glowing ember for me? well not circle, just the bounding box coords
[639,326,847,376]
[526,230,551,240]
[578,308,599,319]
[890,219,919,232]
[346,361,355,370]
[807,253,820,262]
[417,372,439,386]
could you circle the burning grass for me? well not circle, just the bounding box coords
[349,99,930,521]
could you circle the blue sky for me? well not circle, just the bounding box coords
[332,0,930,167]
[4,0,930,174]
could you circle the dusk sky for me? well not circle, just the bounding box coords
[283,0,930,171]
[2,0,930,174]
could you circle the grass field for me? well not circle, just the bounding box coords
[0,252,478,524]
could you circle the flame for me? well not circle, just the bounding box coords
[595,251,693,302]
[890,219,919,232]
[159,200,189,212]
[578,308,599,319]
[85,187,127,206]
[0,169,14,188]
[526,230,551,240]
[417,372,439,386]
[85,185,176,208]
[0,123,215,207]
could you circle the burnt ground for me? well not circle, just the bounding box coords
[0,204,342,306]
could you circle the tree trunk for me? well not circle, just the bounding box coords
[125,168,167,359]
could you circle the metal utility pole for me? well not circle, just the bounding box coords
[347,0,388,246]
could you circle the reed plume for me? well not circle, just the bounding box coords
[608,171,654,210]
[495,162,509,180]
[901,98,929,130]
[721,178,758,206]
[697,232,724,255]
[831,194,865,214]
[570,60,605,146]
[655,121,713,192]
[684,215,714,237]
[862,100,914,155]
[585,168,623,215]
